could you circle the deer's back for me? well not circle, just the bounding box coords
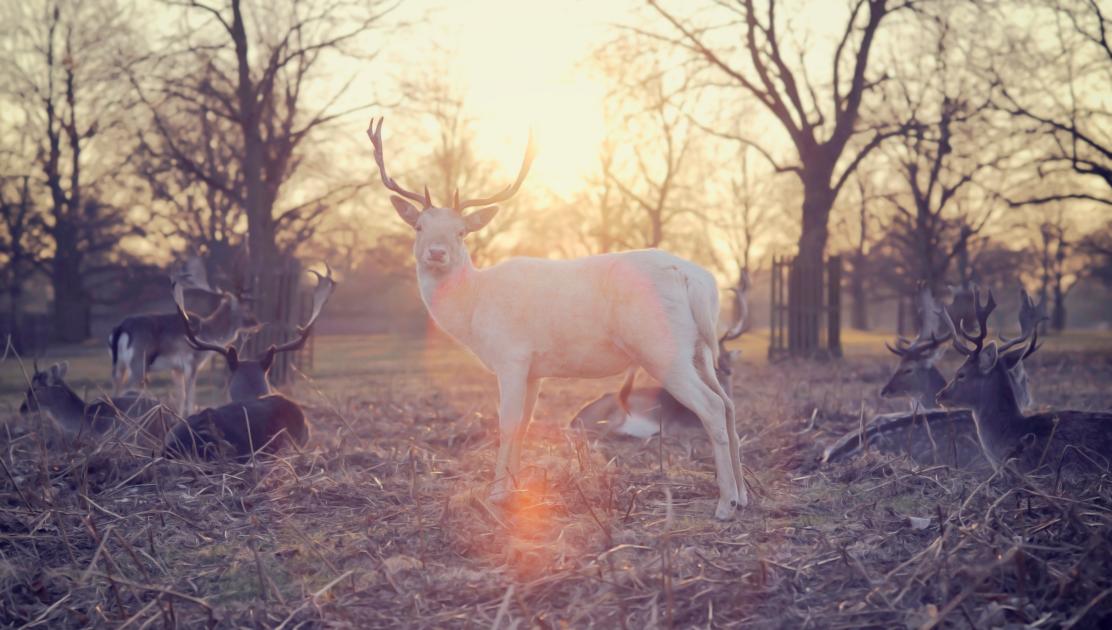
[113,313,193,363]
[822,410,982,466]
[1000,410,1112,472]
[467,250,717,378]
[165,395,308,461]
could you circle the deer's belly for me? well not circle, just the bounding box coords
[149,352,194,373]
[529,342,631,379]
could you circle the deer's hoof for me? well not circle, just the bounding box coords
[714,499,737,521]
[736,488,750,508]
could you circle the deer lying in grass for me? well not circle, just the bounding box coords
[161,266,334,461]
[571,270,749,439]
[367,117,746,519]
[937,290,1112,472]
[879,284,952,410]
[19,361,170,443]
[109,257,259,415]
[825,287,1046,465]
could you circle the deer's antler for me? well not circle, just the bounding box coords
[367,118,433,208]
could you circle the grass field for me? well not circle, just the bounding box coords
[2,331,1112,627]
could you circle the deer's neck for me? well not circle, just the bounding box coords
[917,367,947,410]
[416,258,479,343]
[969,368,1024,460]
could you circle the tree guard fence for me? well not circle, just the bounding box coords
[239,258,315,386]
[768,255,842,360]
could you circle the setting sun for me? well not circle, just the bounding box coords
[401,0,621,194]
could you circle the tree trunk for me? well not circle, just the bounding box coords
[1052,279,1066,332]
[790,175,833,356]
[51,237,90,343]
[849,261,869,330]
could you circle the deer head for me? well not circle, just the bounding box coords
[880,283,951,404]
[19,361,74,416]
[172,265,336,401]
[936,289,1041,410]
[366,117,535,275]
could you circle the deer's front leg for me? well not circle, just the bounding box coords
[509,379,540,477]
[490,370,530,504]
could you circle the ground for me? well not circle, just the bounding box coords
[1,330,1112,628]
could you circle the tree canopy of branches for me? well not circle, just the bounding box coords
[2,0,145,341]
[645,0,913,353]
[997,0,1112,208]
[132,0,390,293]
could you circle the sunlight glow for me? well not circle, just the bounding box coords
[413,0,620,195]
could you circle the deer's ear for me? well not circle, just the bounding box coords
[51,361,69,381]
[391,196,421,228]
[463,206,498,233]
[977,342,999,374]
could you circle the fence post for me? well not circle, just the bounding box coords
[827,255,842,358]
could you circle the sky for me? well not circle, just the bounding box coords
[385,0,631,194]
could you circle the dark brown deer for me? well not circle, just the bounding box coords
[161,266,334,461]
[826,286,1047,465]
[937,289,1112,472]
[571,270,749,439]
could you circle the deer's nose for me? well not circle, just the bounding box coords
[427,247,447,263]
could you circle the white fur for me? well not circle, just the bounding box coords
[618,412,662,438]
[409,209,746,519]
[115,333,133,379]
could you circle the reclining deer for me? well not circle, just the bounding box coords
[825,287,1045,465]
[571,269,749,439]
[20,360,171,444]
[937,289,1112,472]
[161,266,334,461]
[367,117,746,519]
[109,257,259,416]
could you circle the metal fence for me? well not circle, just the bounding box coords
[768,255,842,360]
[238,259,315,386]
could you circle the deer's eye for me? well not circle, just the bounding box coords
[956,373,965,380]
[458,230,465,238]
[415,225,423,232]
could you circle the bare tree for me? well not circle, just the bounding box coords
[997,0,1112,208]
[833,174,882,330]
[646,0,915,353]
[0,174,43,349]
[132,0,391,320]
[1032,211,1085,331]
[1,1,144,341]
[603,66,697,250]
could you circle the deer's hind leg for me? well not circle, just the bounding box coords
[640,346,742,520]
[697,348,747,507]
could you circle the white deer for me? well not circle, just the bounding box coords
[366,118,746,519]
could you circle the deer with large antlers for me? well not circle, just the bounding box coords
[161,266,334,461]
[572,269,750,439]
[825,287,1047,465]
[936,289,1112,472]
[879,284,953,411]
[367,118,746,519]
[109,257,260,416]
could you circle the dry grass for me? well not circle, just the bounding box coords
[1,333,1111,628]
